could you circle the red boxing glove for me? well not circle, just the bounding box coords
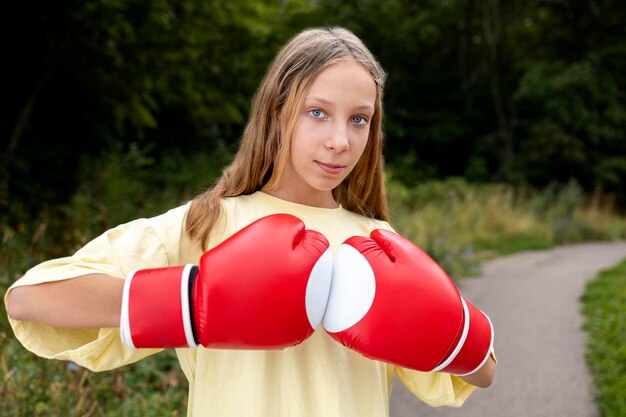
[120,214,332,349]
[322,229,493,375]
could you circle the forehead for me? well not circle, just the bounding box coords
[305,60,377,108]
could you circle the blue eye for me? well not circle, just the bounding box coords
[309,109,325,118]
[352,115,367,125]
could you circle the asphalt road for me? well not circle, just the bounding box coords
[390,241,626,417]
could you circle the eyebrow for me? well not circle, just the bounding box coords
[305,97,375,112]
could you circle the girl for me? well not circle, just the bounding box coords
[6,27,495,416]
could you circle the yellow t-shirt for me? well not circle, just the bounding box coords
[6,191,476,416]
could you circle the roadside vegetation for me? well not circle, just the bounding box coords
[389,175,626,277]
[581,259,626,417]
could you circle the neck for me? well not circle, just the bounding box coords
[261,187,338,209]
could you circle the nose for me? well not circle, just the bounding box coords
[325,122,349,152]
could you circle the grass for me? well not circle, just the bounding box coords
[581,259,626,417]
[0,338,187,416]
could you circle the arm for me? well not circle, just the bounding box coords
[6,274,124,328]
[4,210,189,371]
[7,206,192,330]
[458,354,496,388]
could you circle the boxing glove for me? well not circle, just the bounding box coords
[323,229,493,375]
[120,214,333,349]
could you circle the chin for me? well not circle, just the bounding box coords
[313,182,341,192]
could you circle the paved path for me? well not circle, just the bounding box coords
[390,241,626,417]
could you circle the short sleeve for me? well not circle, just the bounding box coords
[394,366,476,407]
[5,205,190,372]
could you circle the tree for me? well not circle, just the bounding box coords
[1,0,312,223]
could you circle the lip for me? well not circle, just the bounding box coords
[316,161,346,175]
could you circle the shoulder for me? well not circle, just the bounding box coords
[146,203,190,240]
[74,203,193,268]
[110,203,190,250]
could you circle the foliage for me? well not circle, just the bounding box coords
[0,339,187,417]
[62,142,232,248]
[388,177,626,277]
[514,60,626,198]
[2,0,313,225]
[3,0,626,225]
[307,0,626,194]
[581,259,626,417]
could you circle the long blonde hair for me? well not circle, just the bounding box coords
[186,27,389,248]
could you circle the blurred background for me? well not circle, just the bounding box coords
[1,0,625,416]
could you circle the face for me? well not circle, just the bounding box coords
[272,60,377,207]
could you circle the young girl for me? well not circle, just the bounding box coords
[6,27,495,416]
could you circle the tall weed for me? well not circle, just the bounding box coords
[388,177,626,277]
